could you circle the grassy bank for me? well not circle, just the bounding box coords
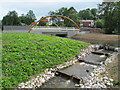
[2,32,88,88]
[106,54,120,88]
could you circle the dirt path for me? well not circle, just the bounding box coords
[72,33,119,46]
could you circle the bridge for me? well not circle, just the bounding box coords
[28,15,82,37]
[31,26,80,37]
[2,15,87,37]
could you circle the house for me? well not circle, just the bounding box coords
[80,20,94,27]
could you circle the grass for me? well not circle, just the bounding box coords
[2,32,89,88]
[105,54,120,88]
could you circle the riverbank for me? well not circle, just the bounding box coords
[18,44,95,88]
[18,44,120,88]
[72,33,119,46]
[2,32,88,88]
[105,53,120,88]
[72,33,120,88]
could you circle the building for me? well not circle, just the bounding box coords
[80,20,94,27]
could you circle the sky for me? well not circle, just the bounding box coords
[0,0,103,20]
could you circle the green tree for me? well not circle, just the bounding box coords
[26,10,36,21]
[49,7,68,26]
[78,8,93,20]
[116,1,120,33]
[19,10,36,25]
[98,2,119,34]
[48,7,80,27]
[96,19,104,28]
[67,7,80,27]
[37,17,47,26]
[19,14,27,25]
[91,8,97,20]
[2,11,20,25]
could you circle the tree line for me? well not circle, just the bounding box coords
[48,7,98,27]
[2,10,36,26]
[1,1,120,34]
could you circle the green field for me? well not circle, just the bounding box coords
[2,32,88,88]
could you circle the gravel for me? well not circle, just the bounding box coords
[78,51,118,88]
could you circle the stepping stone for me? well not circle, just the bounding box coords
[57,63,94,80]
[80,53,107,65]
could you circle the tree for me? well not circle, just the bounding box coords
[2,11,20,25]
[78,8,93,20]
[91,8,97,20]
[19,10,36,25]
[67,7,80,27]
[37,17,47,26]
[48,7,80,27]
[98,2,119,34]
[26,10,36,21]
[116,1,120,33]
[96,19,104,28]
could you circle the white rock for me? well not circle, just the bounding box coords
[100,55,106,58]
[91,73,94,77]
[79,84,83,86]
[40,78,45,83]
[103,77,108,80]
[109,79,113,82]
[106,82,111,86]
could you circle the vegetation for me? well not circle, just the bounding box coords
[2,10,36,26]
[2,11,21,26]
[78,8,97,20]
[95,19,104,28]
[2,32,88,88]
[1,1,120,32]
[105,54,120,88]
[98,2,120,34]
[48,7,97,27]
[37,17,48,26]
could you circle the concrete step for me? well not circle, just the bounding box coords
[57,63,94,80]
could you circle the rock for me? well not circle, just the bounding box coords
[106,82,111,86]
[114,48,120,52]
[79,84,83,86]
[75,84,80,87]
[40,78,45,83]
[109,79,113,82]
[103,76,108,80]
[100,55,106,58]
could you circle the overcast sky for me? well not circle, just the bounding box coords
[0,0,103,20]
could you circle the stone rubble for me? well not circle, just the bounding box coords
[78,51,118,88]
[18,44,117,88]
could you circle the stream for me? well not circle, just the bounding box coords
[40,43,119,88]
